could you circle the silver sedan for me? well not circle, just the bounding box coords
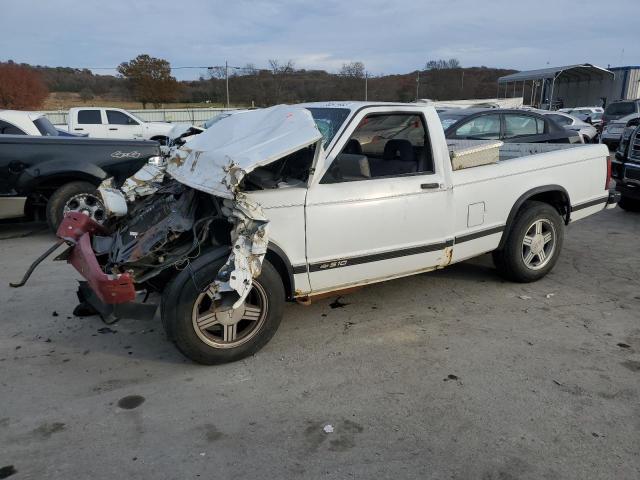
[543,111,598,143]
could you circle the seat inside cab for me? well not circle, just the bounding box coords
[323,113,434,183]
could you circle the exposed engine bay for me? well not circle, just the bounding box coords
[95,105,320,310]
[94,180,223,286]
[11,105,322,318]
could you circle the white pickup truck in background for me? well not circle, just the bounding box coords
[34,102,619,365]
[58,107,174,143]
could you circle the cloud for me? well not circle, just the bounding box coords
[0,0,638,79]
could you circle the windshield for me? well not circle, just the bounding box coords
[306,108,350,147]
[33,117,60,136]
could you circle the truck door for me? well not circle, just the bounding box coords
[305,108,452,293]
[73,109,108,138]
[105,109,143,139]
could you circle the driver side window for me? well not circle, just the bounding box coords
[321,113,434,183]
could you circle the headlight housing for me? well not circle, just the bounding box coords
[147,155,165,167]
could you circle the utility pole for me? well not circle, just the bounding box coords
[461,70,464,91]
[364,72,368,101]
[416,71,420,101]
[225,60,230,108]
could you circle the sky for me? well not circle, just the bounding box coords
[1,0,638,80]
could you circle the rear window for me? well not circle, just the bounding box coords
[77,110,102,124]
[547,114,573,126]
[605,102,636,116]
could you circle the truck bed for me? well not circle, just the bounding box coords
[448,139,585,170]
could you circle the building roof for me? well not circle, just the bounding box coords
[498,64,613,83]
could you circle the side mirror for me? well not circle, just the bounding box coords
[585,116,593,124]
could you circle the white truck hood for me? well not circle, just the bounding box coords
[166,105,322,199]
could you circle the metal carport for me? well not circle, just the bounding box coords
[498,64,614,109]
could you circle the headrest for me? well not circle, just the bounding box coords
[383,139,414,162]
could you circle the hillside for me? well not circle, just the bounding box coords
[8,62,517,109]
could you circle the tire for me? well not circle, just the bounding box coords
[45,181,102,231]
[161,255,285,365]
[492,201,564,283]
[618,195,640,212]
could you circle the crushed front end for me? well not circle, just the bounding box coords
[12,105,321,330]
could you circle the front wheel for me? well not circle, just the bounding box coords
[492,201,564,282]
[162,255,285,365]
[46,181,104,231]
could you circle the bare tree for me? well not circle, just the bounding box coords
[207,66,226,80]
[268,59,295,103]
[425,58,461,70]
[340,61,365,78]
[241,63,258,76]
[338,61,366,100]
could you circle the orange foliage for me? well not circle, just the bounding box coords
[0,63,49,109]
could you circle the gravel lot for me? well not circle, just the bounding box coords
[1,207,639,480]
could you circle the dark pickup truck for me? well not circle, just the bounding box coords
[612,117,640,211]
[0,135,160,229]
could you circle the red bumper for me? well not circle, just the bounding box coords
[57,212,135,304]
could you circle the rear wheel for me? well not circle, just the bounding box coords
[493,201,564,282]
[46,181,104,231]
[162,255,285,365]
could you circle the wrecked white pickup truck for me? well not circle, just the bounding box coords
[13,102,619,364]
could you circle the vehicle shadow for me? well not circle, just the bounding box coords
[429,254,504,283]
[0,220,50,240]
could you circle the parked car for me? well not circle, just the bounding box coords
[601,113,640,150]
[16,102,617,365]
[0,135,160,228]
[57,107,174,143]
[558,106,604,116]
[439,109,581,143]
[601,100,640,146]
[542,111,598,142]
[577,111,603,130]
[0,110,84,137]
[612,117,640,211]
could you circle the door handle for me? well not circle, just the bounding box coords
[109,128,118,131]
[420,183,440,190]
[74,128,84,131]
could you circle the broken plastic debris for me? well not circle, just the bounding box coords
[545,293,555,299]
[518,295,532,300]
[323,424,334,433]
